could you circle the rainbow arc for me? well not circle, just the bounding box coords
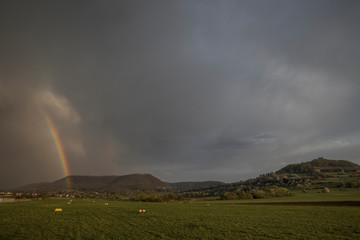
[44,113,71,190]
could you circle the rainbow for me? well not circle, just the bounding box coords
[43,113,71,190]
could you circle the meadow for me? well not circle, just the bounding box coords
[1,190,360,239]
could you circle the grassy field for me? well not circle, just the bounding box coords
[213,188,360,204]
[1,190,360,239]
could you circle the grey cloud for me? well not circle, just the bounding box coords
[1,0,360,188]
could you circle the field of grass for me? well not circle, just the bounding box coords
[1,191,360,239]
[213,188,360,204]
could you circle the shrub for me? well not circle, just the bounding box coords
[238,191,253,199]
[220,192,238,200]
[252,190,266,199]
[272,187,293,197]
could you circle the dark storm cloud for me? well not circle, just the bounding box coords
[1,0,360,188]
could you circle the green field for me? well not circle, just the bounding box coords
[215,188,360,203]
[1,190,360,239]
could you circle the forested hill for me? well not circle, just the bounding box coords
[276,157,360,174]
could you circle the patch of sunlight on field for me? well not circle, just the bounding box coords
[0,197,360,239]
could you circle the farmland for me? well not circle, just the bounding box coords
[1,189,360,239]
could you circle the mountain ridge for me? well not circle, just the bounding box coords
[11,173,223,193]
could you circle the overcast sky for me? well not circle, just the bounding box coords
[1,0,360,189]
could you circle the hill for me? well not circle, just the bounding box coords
[13,174,171,193]
[182,158,360,198]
